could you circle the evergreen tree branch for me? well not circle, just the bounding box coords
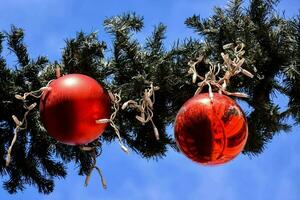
[6,26,30,67]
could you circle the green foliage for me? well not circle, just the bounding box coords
[0,0,299,194]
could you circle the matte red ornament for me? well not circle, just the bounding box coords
[174,93,248,165]
[40,74,110,145]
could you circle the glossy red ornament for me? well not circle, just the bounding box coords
[174,93,248,165]
[40,74,110,145]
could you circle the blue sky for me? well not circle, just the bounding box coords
[1,0,300,200]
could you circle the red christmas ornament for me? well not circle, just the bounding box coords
[174,93,248,165]
[40,74,110,145]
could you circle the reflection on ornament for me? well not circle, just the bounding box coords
[174,93,248,165]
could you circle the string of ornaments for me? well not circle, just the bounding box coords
[5,43,254,189]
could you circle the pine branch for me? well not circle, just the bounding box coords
[104,12,144,35]
[185,15,205,35]
[145,23,166,55]
[6,26,30,67]
[62,31,107,80]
